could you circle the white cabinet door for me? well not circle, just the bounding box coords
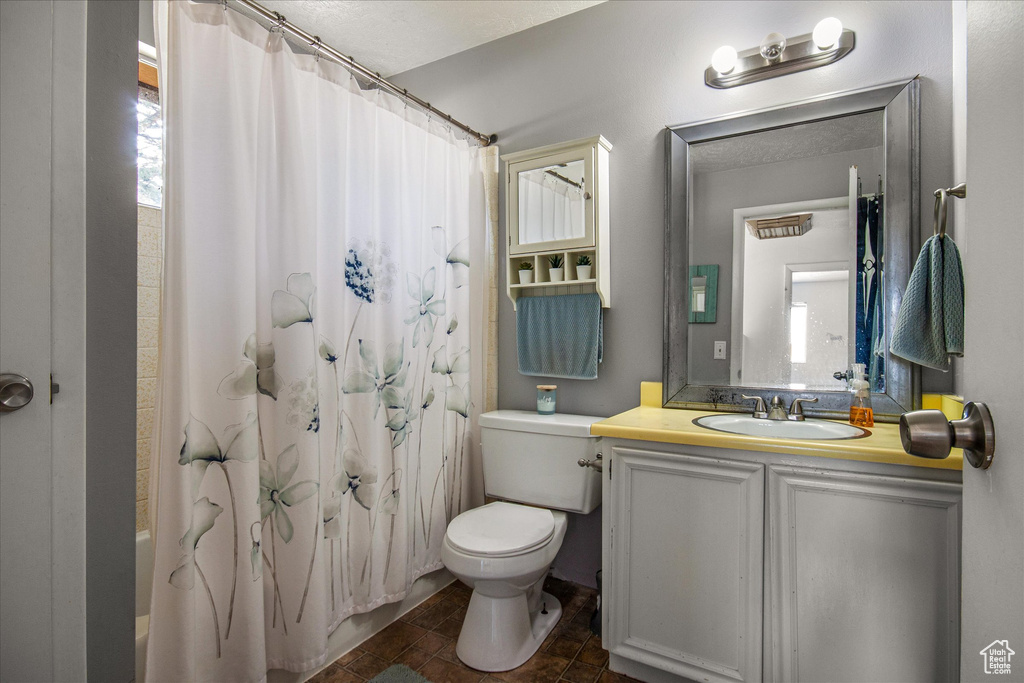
[606,446,764,683]
[768,466,961,682]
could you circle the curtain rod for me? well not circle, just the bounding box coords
[220,0,496,147]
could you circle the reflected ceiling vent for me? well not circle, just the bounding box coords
[745,213,812,239]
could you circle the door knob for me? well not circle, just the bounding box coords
[899,401,995,469]
[0,373,34,413]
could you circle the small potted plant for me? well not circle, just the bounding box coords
[518,260,534,284]
[576,254,592,280]
[548,254,564,282]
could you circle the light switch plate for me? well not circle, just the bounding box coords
[714,341,727,360]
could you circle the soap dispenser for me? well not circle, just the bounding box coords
[848,363,874,427]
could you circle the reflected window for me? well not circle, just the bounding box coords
[790,302,807,364]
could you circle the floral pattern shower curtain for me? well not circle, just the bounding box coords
[148,3,493,680]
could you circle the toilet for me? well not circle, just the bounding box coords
[442,410,603,672]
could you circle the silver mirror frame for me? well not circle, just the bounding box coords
[663,79,920,422]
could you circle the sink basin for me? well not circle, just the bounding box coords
[694,414,870,440]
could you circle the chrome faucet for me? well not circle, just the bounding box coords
[787,397,818,421]
[742,395,819,421]
[767,396,788,420]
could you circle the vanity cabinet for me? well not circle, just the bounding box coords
[601,441,962,683]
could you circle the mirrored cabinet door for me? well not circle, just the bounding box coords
[504,136,610,255]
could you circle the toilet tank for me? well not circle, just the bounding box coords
[479,410,603,514]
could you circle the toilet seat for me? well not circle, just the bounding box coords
[445,502,554,558]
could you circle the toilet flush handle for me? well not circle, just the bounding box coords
[578,453,603,473]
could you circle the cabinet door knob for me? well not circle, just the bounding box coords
[0,373,34,413]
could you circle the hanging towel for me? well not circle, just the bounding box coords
[890,234,964,371]
[517,293,603,379]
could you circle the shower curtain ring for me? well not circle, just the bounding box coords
[271,11,286,32]
[310,36,322,62]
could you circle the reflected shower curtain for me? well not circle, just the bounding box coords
[518,172,584,243]
[148,2,493,680]
[855,195,885,391]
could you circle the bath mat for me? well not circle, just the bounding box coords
[368,664,433,683]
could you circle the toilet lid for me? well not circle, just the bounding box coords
[446,502,555,558]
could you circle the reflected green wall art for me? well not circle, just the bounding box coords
[689,265,718,323]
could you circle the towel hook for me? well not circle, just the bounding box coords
[933,182,967,238]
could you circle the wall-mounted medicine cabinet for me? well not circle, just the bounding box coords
[502,135,611,310]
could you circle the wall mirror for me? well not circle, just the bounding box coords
[664,79,920,421]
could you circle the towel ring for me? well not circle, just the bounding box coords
[933,182,967,238]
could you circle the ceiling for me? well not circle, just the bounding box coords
[256,0,604,77]
[690,111,884,174]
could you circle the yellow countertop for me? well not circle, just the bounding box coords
[590,383,963,471]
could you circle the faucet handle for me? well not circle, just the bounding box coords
[741,394,768,419]
[788,397,819,421]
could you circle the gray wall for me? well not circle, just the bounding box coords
[394,0,955,586]
[394,0,955,423]
[86,1,139,679]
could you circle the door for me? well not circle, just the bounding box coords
[605,445,764,683]
[0,1,55,679]
[960,3,1024,680]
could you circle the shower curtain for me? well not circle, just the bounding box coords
[147,2,494,680]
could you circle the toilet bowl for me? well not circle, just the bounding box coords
[441,410,603,672]
[442,502,569,672]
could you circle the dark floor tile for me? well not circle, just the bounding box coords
[570,607,593,628]
[394,645,432,671]
[332,648,364,668]
[491,651,571,683]
[418,591,445,609]
[437,639,461,664]
[322,666,366,683]
[433,615,465,639]
[419,656,487,683]
[554,618,593,643]
[411,600,460,630]
[399,606,425,623]
[576,636,608,668]
[361,620,429,661]
[597,670,642,683]
[561,661,602,683]
[445,590,471,606]
[544,636,583,660]
[413,630,452,655]
[344,652,391,680]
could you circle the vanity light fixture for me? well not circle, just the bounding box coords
[706,19,854,89]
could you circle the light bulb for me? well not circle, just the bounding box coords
[813,17,843,49]
[711,45,738,74]
[760,33,787,62]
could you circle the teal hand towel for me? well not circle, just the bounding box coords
[517,293,603,380]
[890,234,964,371]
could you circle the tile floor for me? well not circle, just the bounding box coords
[309,577,640,683]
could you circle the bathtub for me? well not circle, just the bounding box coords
[136,530,153,683]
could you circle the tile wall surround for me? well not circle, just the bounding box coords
[137,204,161,531]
